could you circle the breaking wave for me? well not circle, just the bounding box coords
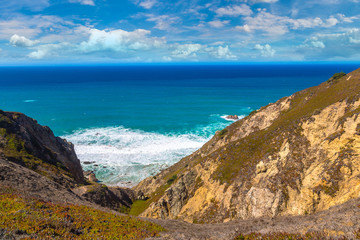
[63,121,228,186]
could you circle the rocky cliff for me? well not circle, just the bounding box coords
[0,110,84,186]
[0,110,139,211]
[134,68,360,223]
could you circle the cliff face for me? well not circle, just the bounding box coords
[0,110,84,186]
[0,110,139,213]
[134,68,360,223]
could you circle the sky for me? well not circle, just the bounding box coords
[0,0,360,64]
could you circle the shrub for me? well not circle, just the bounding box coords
[327,72,346,84]
[167,174,177,185]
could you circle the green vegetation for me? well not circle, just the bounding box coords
[0,187,164,239]
[129,200,148,216]
[327,72,346,84]
[167,174,177,185]
[219,128,228,137]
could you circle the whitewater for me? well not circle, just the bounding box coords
[64,120,231,186]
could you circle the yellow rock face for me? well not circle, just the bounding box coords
[134,68,360,223]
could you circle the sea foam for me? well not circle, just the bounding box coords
[64,125,221,186]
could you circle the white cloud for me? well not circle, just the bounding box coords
[138,0,157,9]
[69,0,95,6]
[242,11,289,35]
[210,41,225,45]
[1,0,49,11]
[325,17,339,27]
[289,17,324,29]
[0,15,79,41]
[28,43,69,59]
[310,40,325,48]
[215,4,253,17]
[171,43,237,60]
[79,28,166,53]
[336,14,358,23]
[145,15,180,30]
[235,24,251,32]
[240,10,345,35]
[171,44,202,58]
[208,20,230,28]
[297,29,360,60]
[10,34,39,47]
[301,37,326,48]
[254,43,275,57]
[349,37,360,44]
[162,56,172,61]
[310,29,360,45]
[250,0,278,3]
[0,20,40,39]
[205,45,237,59]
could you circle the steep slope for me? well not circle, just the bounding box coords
[0,110,84,186]
[133,68,360,223]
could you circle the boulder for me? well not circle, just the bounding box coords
[226,115,239,120]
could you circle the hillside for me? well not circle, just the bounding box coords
[133,68,360,224]
[0,110,164,239]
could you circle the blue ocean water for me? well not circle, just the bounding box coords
[0,64,358,185]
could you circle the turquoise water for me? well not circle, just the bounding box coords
[0,64,358,185]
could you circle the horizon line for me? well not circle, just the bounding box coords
[1,61,360,67]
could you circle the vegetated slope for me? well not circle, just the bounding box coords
[133,68,360,224]
[0,110,164,239]
[0,186,164,240]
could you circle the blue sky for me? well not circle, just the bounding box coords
[1,0,360,64]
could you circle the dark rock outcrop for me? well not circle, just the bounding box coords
[0,110,84,186]
[0,110,137,214]
[72,184,135,212]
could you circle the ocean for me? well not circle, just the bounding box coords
[0,64,358,186]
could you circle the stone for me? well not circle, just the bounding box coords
[256,161,267,174]
[88,172,98,182]
[226,115,239,120]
